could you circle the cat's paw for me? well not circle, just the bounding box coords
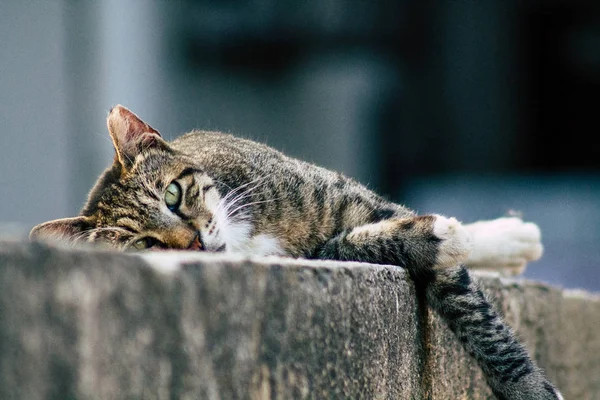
[464,217,543,275]
[432,215,473,269]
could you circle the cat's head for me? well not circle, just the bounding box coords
[30,105,227,252]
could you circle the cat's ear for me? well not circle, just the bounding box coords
[29,216,95,243]
[106,105,167,169]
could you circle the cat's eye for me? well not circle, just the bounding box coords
[165,182,182,211]
[132,237,159,250]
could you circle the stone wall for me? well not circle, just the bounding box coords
[0,240,598,399]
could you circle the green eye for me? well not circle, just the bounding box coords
[132,237,158,250]
[165,182,182,211]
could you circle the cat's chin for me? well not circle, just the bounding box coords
[198,237,227,253]
[213,243,227,253]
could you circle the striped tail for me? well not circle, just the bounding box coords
[424,266,563,400]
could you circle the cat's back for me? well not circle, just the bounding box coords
[170,130,333,183]
[172,131,285,168]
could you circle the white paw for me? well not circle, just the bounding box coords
[433,215,473,269]
[464,217,544,274]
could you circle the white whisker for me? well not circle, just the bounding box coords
[226,198,282,219]
[220,175,266,203]
[220,176,269,209]
[216,177,272,218]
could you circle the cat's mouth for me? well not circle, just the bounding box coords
[187,233,203,251]
[187,231,227,253]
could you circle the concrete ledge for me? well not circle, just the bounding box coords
[0,241,598,399]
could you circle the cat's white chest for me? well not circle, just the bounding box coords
[243,234,286,256]
[215,210,285,256]
[226,233,285,257]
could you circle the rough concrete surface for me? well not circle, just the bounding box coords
[0,240,598,399]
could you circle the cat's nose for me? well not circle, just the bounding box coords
[187,232,203,251]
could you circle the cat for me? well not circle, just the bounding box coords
[30,105,562,400]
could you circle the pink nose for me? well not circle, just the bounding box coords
[188,235,203,251]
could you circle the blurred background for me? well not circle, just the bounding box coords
[1,1,599,291]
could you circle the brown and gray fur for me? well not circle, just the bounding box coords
[31,105,562,400]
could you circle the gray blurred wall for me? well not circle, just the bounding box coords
[0,2,69,229]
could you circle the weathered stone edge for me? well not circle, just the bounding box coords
[0,241,598,399]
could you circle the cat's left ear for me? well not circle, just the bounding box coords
[29,216,95,243]
[106,105,168,170]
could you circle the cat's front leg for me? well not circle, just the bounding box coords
[316,215,563,399]
[316,214,473,281]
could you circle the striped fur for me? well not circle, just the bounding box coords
[30,105,562,399]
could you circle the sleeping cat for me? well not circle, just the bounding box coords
[30,105,562,400]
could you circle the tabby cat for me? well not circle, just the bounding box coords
[30,105,562,400]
